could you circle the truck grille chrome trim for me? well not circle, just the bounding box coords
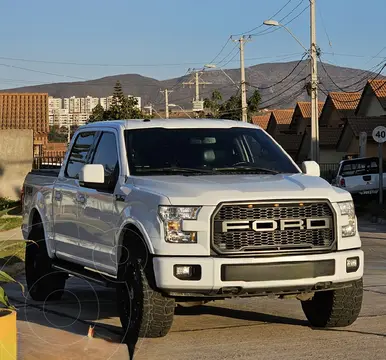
[211,201,335,255]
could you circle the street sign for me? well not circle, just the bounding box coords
[372,126,386,204]
[372,126,386,143]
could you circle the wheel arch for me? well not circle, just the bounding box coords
[117,221,155,266]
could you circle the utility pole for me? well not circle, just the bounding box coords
[144,104,153,116]
[233,35,251,122]
[310,0,319,163]
[160,89,173,119]
[183,70,212,112]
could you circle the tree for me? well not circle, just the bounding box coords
[109,81,126,120]
[204,90,223,118]
[247,89,261,114]
[88,103,105,122]
[87,81,144,123]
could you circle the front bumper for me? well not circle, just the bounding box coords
[153,249,363,295]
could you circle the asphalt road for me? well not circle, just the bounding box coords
[5,222,386,360]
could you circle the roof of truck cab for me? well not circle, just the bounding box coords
[80,119,262,131]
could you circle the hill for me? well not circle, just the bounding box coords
[0,61,381,110]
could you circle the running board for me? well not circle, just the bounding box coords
[52,260,117,288]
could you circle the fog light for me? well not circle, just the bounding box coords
[173,265,201,280]
[346,257,359,273]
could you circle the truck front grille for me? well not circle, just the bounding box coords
[212,201,335,255]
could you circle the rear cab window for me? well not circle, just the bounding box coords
[339,158,379,177]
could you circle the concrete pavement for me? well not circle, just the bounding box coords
[2,221,386,360]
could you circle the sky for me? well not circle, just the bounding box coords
[0,0,385,89]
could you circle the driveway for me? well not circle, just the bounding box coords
[3,221,386,359]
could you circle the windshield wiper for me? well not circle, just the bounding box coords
[213,166,280,174]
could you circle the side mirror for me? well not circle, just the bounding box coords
[301,161,320,177]
[79,164,105,185]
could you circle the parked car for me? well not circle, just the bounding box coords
[332,157,386,199]
[22,119,363,339]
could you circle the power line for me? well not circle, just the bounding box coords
[216,43,239,67]
[249,53,308,90]
[250,0,307,37]
[207,37,232,65]
[231,0,294,36]
[319,56,386,93]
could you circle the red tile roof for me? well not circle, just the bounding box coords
[297,102,324,118]
[369,79,386,109]
[319,127,343,146]
[275,133,303,152]
[251,113,271,129]
[329,92,361,111]
[346,117,386,136]
[271,109,294,124]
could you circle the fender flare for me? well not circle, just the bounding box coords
[116,219,155,262]
[28,206,55,258]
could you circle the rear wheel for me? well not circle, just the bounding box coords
[301,279,363,327]
[25,223,67,301]
[116,234,175,338]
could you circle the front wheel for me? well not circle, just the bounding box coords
[116,250,175,338]
[301,279,363,327]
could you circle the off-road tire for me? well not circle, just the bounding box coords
[116,237,175,338]
[25,223,67,301]
[301,278,363,327]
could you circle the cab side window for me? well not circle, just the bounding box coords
[90,132,119,192]
[65,131,96,179]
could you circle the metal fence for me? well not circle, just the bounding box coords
[319,163,339,183]
[33,156,64,170]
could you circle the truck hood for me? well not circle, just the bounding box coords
[130,174,350,205]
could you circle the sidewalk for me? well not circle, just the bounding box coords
[0,226,23,241]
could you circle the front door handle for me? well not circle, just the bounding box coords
[76,193,86,204]
[54,191,62,201]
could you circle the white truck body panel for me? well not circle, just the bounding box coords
[22,119,363,289]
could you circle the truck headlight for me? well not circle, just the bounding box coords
[158,206,201,243]
[338,201,356,237]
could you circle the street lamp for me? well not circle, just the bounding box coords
[204,64,239,89]
[263,13,320,163]
[168,104,192,119]
[263,20,308,52]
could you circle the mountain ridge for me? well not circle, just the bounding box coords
[0,60,382,109]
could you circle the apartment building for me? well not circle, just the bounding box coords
[48,94,142,126]
[48,96,62,111]
[81,96,99,113]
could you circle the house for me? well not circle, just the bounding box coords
[274,133,304,161]
[336,117,386,157]
[355,79,386,117]
[0,92,49,156]
[297,127,345,163]
[266,109,294,137]
[251,113,271,130]
[319,92,361,128]
[289,101,324,135]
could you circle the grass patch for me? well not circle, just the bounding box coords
[0,217,23,232]
[0,240,26,267]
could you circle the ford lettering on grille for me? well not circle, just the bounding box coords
[212,202,335,254]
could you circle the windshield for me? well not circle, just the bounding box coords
[124,127,299,176]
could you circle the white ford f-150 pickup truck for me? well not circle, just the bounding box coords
[22,119,363,339]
